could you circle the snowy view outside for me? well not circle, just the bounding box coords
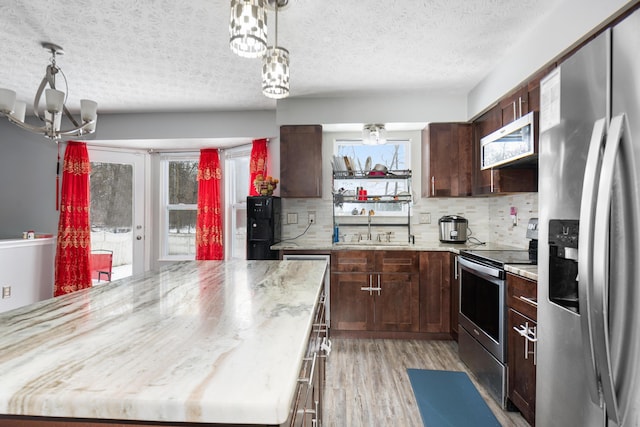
[166,160,198,256]
[90,162,133,268]
[335,140,410,216]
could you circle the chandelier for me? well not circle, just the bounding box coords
[0,42,98,141]
[362,124,387,145]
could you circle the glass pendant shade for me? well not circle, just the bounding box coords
[362,124,387,145]
[229,0,268,59]
[262,46,290,99]
[45,89,65,113]
[11,100,26,122]
[0,88,16,114]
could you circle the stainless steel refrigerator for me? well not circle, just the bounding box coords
[537,7,640,427]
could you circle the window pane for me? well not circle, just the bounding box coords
[168,161,199,204]
[234,157,250,204]
[336,142,407,171]
[168,210,196,256]
[90,162,133,231]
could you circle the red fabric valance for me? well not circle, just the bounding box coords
[249,138,268,196]
[54,141,92,296]
[195,149,224,260]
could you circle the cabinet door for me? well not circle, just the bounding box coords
[422,123,473,197]
[330,272,373,331]
[500,86,529,125]
[375,273,419,332]
[418,252,451,333]
[280,125,323,198]
[508,308,537,426]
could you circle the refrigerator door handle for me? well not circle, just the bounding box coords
[578,118,608,406]
[592,114,630,424]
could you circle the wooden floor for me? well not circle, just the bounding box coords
[323,338,529,427]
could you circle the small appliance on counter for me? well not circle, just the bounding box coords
[438,215,468,243]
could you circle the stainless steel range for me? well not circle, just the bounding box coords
[457,248,536,408]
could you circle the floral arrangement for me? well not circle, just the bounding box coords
[254,174,279,196]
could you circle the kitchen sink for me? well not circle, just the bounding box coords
[333,240,411,247]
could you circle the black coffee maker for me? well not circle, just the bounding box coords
[526,218,539,263]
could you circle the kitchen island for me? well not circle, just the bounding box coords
[0,260,328,426]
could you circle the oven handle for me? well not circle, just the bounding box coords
[458,256,502,279]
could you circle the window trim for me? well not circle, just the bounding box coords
[159,153,199,261]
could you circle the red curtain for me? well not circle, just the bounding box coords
[249,138,268,196]
[54,141,92,297]
[196,149,224,260]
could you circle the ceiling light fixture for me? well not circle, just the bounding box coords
[362,124,387,145]
[229,0,268,59]
[262,0,290,99]
[0,42,98,141]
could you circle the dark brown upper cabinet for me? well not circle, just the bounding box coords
[422,123,473,197]
[279,125,323,198]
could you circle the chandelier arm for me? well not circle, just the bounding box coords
[56,119,96,137]
[4,113,47,134]
[33,76,49,122]
[63,104,80,128]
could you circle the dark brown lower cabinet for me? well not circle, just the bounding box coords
[507,272,537,426]
[507,308,537,426]
[418,251,451,333]
[330,250,419,333]
[330,271,419,332]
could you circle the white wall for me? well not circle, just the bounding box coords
[467,0,637,118]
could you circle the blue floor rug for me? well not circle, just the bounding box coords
[407,369,501,427]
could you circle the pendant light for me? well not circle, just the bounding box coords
[229,0,268,59]
[362,124,387,145]
[262,0,290,99]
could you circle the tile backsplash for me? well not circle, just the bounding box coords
[281,192,538,249]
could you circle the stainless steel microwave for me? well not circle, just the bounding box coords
[480,111,537,170]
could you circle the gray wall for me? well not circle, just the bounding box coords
[0,110,277,240]
[0,120,59,238]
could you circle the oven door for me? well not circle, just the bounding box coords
[458,256,507,363]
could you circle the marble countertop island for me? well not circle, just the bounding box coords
[0,260,327,426]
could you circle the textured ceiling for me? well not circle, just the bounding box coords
[0,0,561,117]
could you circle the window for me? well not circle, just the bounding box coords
[225,147,251,259]
[334,139,411,216]
[160,155,199,259]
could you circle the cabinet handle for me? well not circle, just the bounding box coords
[321,336,332,356]
[519,295,537,306]
[513,101,517,120]
[431,176,435,196]
[490,169,495,193]
[514,322,538,365]
[454,256,459,280]
[298,352,318,386]
[518,96,523,118]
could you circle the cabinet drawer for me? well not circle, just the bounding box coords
[507,273,537,320]
[331,251,374,272]
[376,251,418,273]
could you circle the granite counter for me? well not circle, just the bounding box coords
[0,260,327,426]
[272,239,523,253]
